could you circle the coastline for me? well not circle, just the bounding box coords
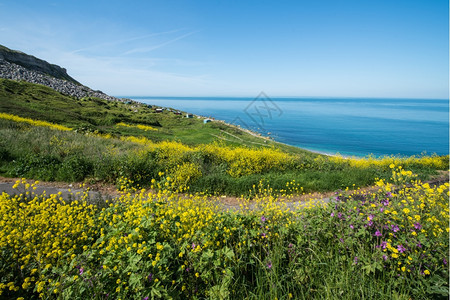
[128,97,449,159]
[131,96,449,158]
[137,97,344,158]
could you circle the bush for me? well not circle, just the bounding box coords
[9,154,61,181]
[57,155,93,182]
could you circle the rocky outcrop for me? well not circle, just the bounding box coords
[0,45,79,84]
[0,45,133,103]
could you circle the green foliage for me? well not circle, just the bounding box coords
[0,77,448,196]
[1,173,448,299]
[0,78,279,147]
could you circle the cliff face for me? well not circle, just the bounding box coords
[0,45,79,84]
[0,45,130,102]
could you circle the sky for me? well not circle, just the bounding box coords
[0,0,448,98]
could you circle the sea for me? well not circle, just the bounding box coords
[130,96,449,157]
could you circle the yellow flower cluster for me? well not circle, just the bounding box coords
[201,143,294,177]
[171,162,202,189]
[0,179,98,297]
[343,154,447,170]
[0,112,72,131]
[0,168,448,298]
[347,167,449,274]
[116,122,158,131]
[119,137,295,178]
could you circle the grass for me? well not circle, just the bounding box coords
[0,78,292,149]
[0,170,448,299]
[0,78,448,196]
[0,119,446,196]
[0,77,448,299]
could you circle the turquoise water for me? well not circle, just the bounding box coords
[131,96,449,157]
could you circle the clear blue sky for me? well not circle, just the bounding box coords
[0,0,448,98]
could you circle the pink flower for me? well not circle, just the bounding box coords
[397,244,406,253]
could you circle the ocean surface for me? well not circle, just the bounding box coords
[131,96,449,157]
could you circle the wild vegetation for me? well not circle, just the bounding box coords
[1,167,448,299]
[0,115,447,196]
[0,78,448,299]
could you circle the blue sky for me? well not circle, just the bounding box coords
[0,0,448,98]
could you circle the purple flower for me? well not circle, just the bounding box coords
[192,243,196,250]
[330,212,335,217]
[379,207,384,212]
[381,199,390,206]
[380,241,387,250]
[261,216,267,223]
[374,230,382,237]
[443,258,448,266]
[338,212,343,219]
[386,192,392,198]
[354,256,358,264]
[414,222,422,230]
[416,242,422,248]
[397,244,406,253]
[391,225,399,233]
[288,243,294,248]
[267,262,272,269]
[367,221,373,227]
[349,224,354,229]
[79,267,84,275]
[382,255,388,261]
[147,273,153,282]
[143,297,149,300]
[261,233,266,238]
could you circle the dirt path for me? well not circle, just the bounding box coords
[1,172,447,210]
[0,176,120,201]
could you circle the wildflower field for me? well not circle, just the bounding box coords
[1,166,448,299]
[0,81,449,299]
[0,114,448,197]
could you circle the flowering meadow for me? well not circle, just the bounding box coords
[1,68,449,299]
[0,112,72,132]
[1,165,448,299]
[1,112,448,196]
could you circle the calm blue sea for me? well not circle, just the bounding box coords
[130,96,449,157]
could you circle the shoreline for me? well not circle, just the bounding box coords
[130,98,448,159]
[129,97,341,157]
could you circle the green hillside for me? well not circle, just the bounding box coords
[0,78,294,148]
[0,78,448,196]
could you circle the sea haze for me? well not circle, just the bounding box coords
[131,96,449,157]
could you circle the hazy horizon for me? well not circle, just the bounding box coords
[123,95,449,100]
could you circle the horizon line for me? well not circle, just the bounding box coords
[116,95,449,101]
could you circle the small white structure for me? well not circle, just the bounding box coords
[203,119,212,124]
[186,113,194,118]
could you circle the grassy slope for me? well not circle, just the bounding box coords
[0,78,313,153]
[0,78,447,195]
